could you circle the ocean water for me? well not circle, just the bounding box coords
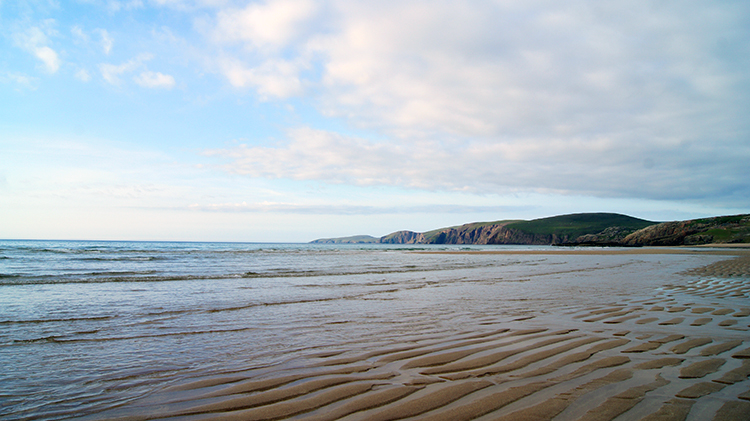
[0,240,724,420]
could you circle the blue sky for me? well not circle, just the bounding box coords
[1,0,749,242]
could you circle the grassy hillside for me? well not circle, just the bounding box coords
[687,215,750,243]
[623,214,750,246]
[507,213,655,238]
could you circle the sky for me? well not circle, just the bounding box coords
[1,0,749,242]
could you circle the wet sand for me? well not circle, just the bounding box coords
[89,247,750,421]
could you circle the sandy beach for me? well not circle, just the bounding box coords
[78,246,750,421]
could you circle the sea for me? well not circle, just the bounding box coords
[0,239,728,420]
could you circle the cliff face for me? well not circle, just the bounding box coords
[621,222,695,246]
[570,226,643,246]
[389,223,589,245]
[424,223,515,244]
[380,231,426,244]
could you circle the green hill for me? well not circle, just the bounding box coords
[505,213,655,239]
[310,235,380,244]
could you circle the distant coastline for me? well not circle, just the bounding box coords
[311,212,750,247]
[309,234,381,244]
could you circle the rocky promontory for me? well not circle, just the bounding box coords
[621,215,750,246]
[311,213,750,247]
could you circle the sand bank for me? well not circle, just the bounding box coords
[88,250,750,421]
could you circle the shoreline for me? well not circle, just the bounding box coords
[414,245,750,256]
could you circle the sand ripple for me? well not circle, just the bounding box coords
[84,252,750,421]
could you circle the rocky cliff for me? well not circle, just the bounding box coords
[622,215,750,246]
[422,222,518,244]
[380,231,426,244]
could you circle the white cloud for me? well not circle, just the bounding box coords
[134,71,175,88]
[13,25,61,73]
[219,58,303,97]
[99,53,152,84]
[207,0,318,96]
[187,201,517,215]
[0,71,38,89]
[34,46,61,73]
[106,0,143,13]
[97,29,114,54]
[75,68,91,82]
[213,0,318,50]
[71,25,88,42]
[206,127,402,185]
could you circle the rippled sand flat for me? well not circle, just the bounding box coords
[85,248,750,421]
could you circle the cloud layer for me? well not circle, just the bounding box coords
[3,0,749,224]
[203,0,750,206]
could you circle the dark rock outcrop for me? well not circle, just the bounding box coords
[621,221,697,246]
